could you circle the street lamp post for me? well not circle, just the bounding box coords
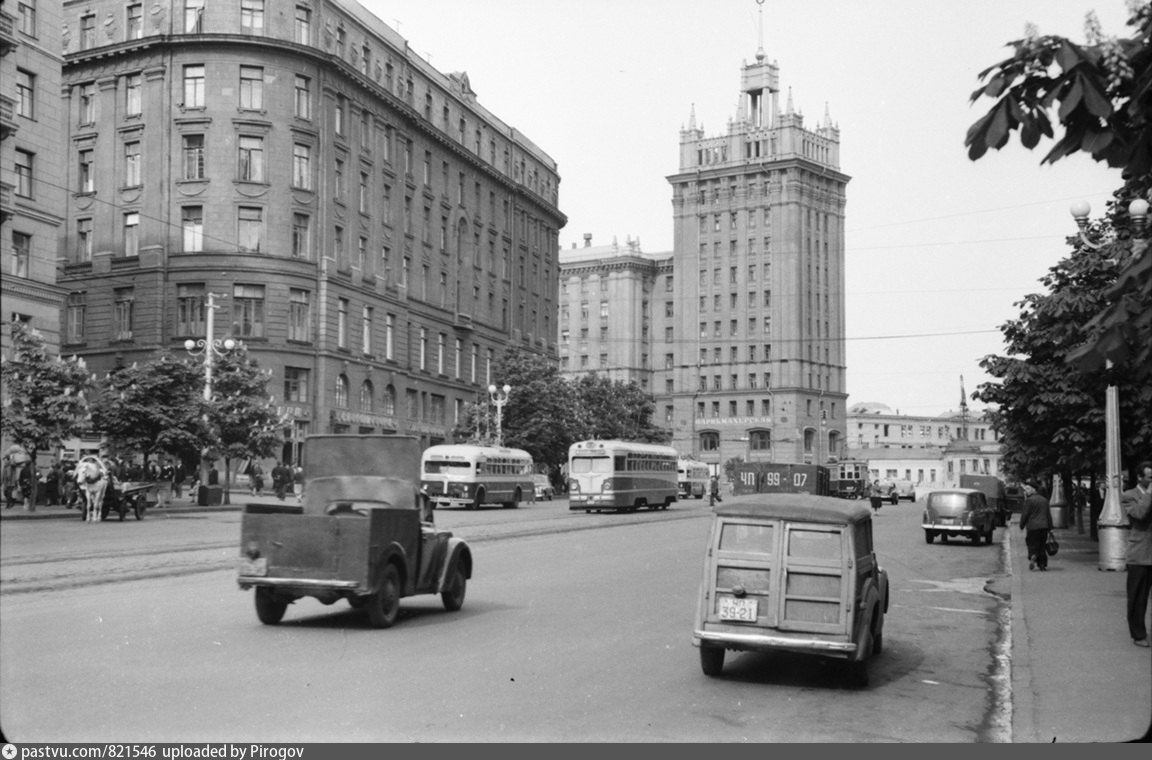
[487,383,511,446]
[184,292,237,493]
[1070,198,1149,570]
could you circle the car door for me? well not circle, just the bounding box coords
[778,522,852,636]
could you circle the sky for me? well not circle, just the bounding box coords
[360,0,1135,417]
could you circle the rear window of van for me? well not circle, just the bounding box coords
[928,493,969,509]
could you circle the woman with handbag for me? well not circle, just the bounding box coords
[1020,482,1054,571]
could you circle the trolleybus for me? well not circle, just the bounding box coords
[677,458,710,499]
[568,440,679,512]
[420,444,534,509]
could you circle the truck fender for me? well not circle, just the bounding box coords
[369,541,410,596]
[854,584,882,662]
[437,539,473,592]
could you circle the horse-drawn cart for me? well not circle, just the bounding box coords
[74,455,154,522]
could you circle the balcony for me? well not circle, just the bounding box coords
[0,181,12,223]
[453,313,473,331]
[0,12,16,56]
[0,94,15,139]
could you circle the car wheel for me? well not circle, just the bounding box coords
[986,525,996,544]
[924,531,935,544]
[367,564,401,629]
[441,563,467,612]
[700,645,724,676]
[941,534,949,543]
[254,587,288,625]
[469,490,484,510]
[890,496,898,505]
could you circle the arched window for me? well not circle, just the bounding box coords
[699,431,719,452]
[360,380,374,412]
[749,429,771,451]
[335,374,349,408]
[383,384,396,415]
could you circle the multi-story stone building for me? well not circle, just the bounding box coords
[1,0,67,353]
[559,40,849,472]
[53,0,565,463]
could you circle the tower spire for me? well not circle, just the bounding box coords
[959,375,970,440]
[755,0,766,61]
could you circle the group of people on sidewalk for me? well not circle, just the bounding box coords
[1020,461,1152,649]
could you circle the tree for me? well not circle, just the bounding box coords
[87,353,208,467]
[0,321,92,508]
[569,374,670,445]
[966,5,1152,381]
[483,346,578,469]
[205,346,284,504]
[973,240,1152,483]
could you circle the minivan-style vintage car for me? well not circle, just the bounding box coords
[921,488,997,545]
[692,494,889,684]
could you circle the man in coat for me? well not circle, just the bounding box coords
[1122,461,1152,647]
[1020,482,1053,571]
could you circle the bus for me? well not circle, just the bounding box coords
[568,440,679,512]
[677,458,709,500]
[420,444,535,509]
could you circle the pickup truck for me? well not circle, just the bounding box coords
[237,435,473,628]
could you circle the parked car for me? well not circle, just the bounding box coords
[533,474,554,501]
[692,494,889,686]
[921,488,997,545]
[892,479,917,501]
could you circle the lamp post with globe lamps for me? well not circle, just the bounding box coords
[488,383,511,446]
[1069,197,1149,570]
[184,292,237,497]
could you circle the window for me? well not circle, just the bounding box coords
[288,289,310,342]
[114,288,135,340]
[78,149,95,192]
[335,95,346,136]
[700,432,719,452]
[334,159,345,199]
[182,206,203,251]
[291,143,311,189]
[182,135,205,180]
[176,284,205,336]
[124,73,142,116]
[76,219,93,261]
[385,314,395,360]
[237,136,264,182]
[335,375,349,408]
[361,306,372,354]
[237,206,263,252]
[419,328,427,371]
[11,232,31,278]
[294,75,311,119]
[66,292,87,343]
[750,430,772,451]
[14,150,33,197]
[123,212,139,257]
[239,66,263,109]
[294,5,311,44]
[78,83,95,124]
[184,0,204,33]
[17,1,36,36]
[284,368,309,402]
[333,226,346,269]
[337,298,348,349]
[291,213,311,259]
[183,65,205,108]
[15,70,34,119]
[357,236,367,271]
[240,0,264,35]
[126,4,143,39]
[359,172,369,213]
[123,141,141,186]
[233,284,265,338]
[359,381,373,412]
[80,13,95,49]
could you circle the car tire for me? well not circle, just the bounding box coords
[367,564,401,629]
[925,531,935,544]
[700,645,725,676]
[254,587,288,625]
[441,563,467,612]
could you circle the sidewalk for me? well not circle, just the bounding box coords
[4,494,1150,742]
[1007,524,1152,743]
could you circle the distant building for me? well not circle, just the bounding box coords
[558,28,849,471]
[51,0,565,462]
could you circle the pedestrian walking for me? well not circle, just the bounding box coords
[1020,481,1053,571]
[1121,460,1152,648]
[158,460,175,507]
[173,460,187,501]
[272,461,288,500]
[869,480,884,514]
[708,475,723,506]
[250,461,265,497]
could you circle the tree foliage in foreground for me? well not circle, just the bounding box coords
[966,4,1152,380]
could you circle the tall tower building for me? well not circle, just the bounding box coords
[52,0,565,461]
[662,20,850,468]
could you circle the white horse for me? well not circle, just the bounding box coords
[75,456,108,523]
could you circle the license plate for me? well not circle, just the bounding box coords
[238,557,267,577]
[718,596,758,622]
